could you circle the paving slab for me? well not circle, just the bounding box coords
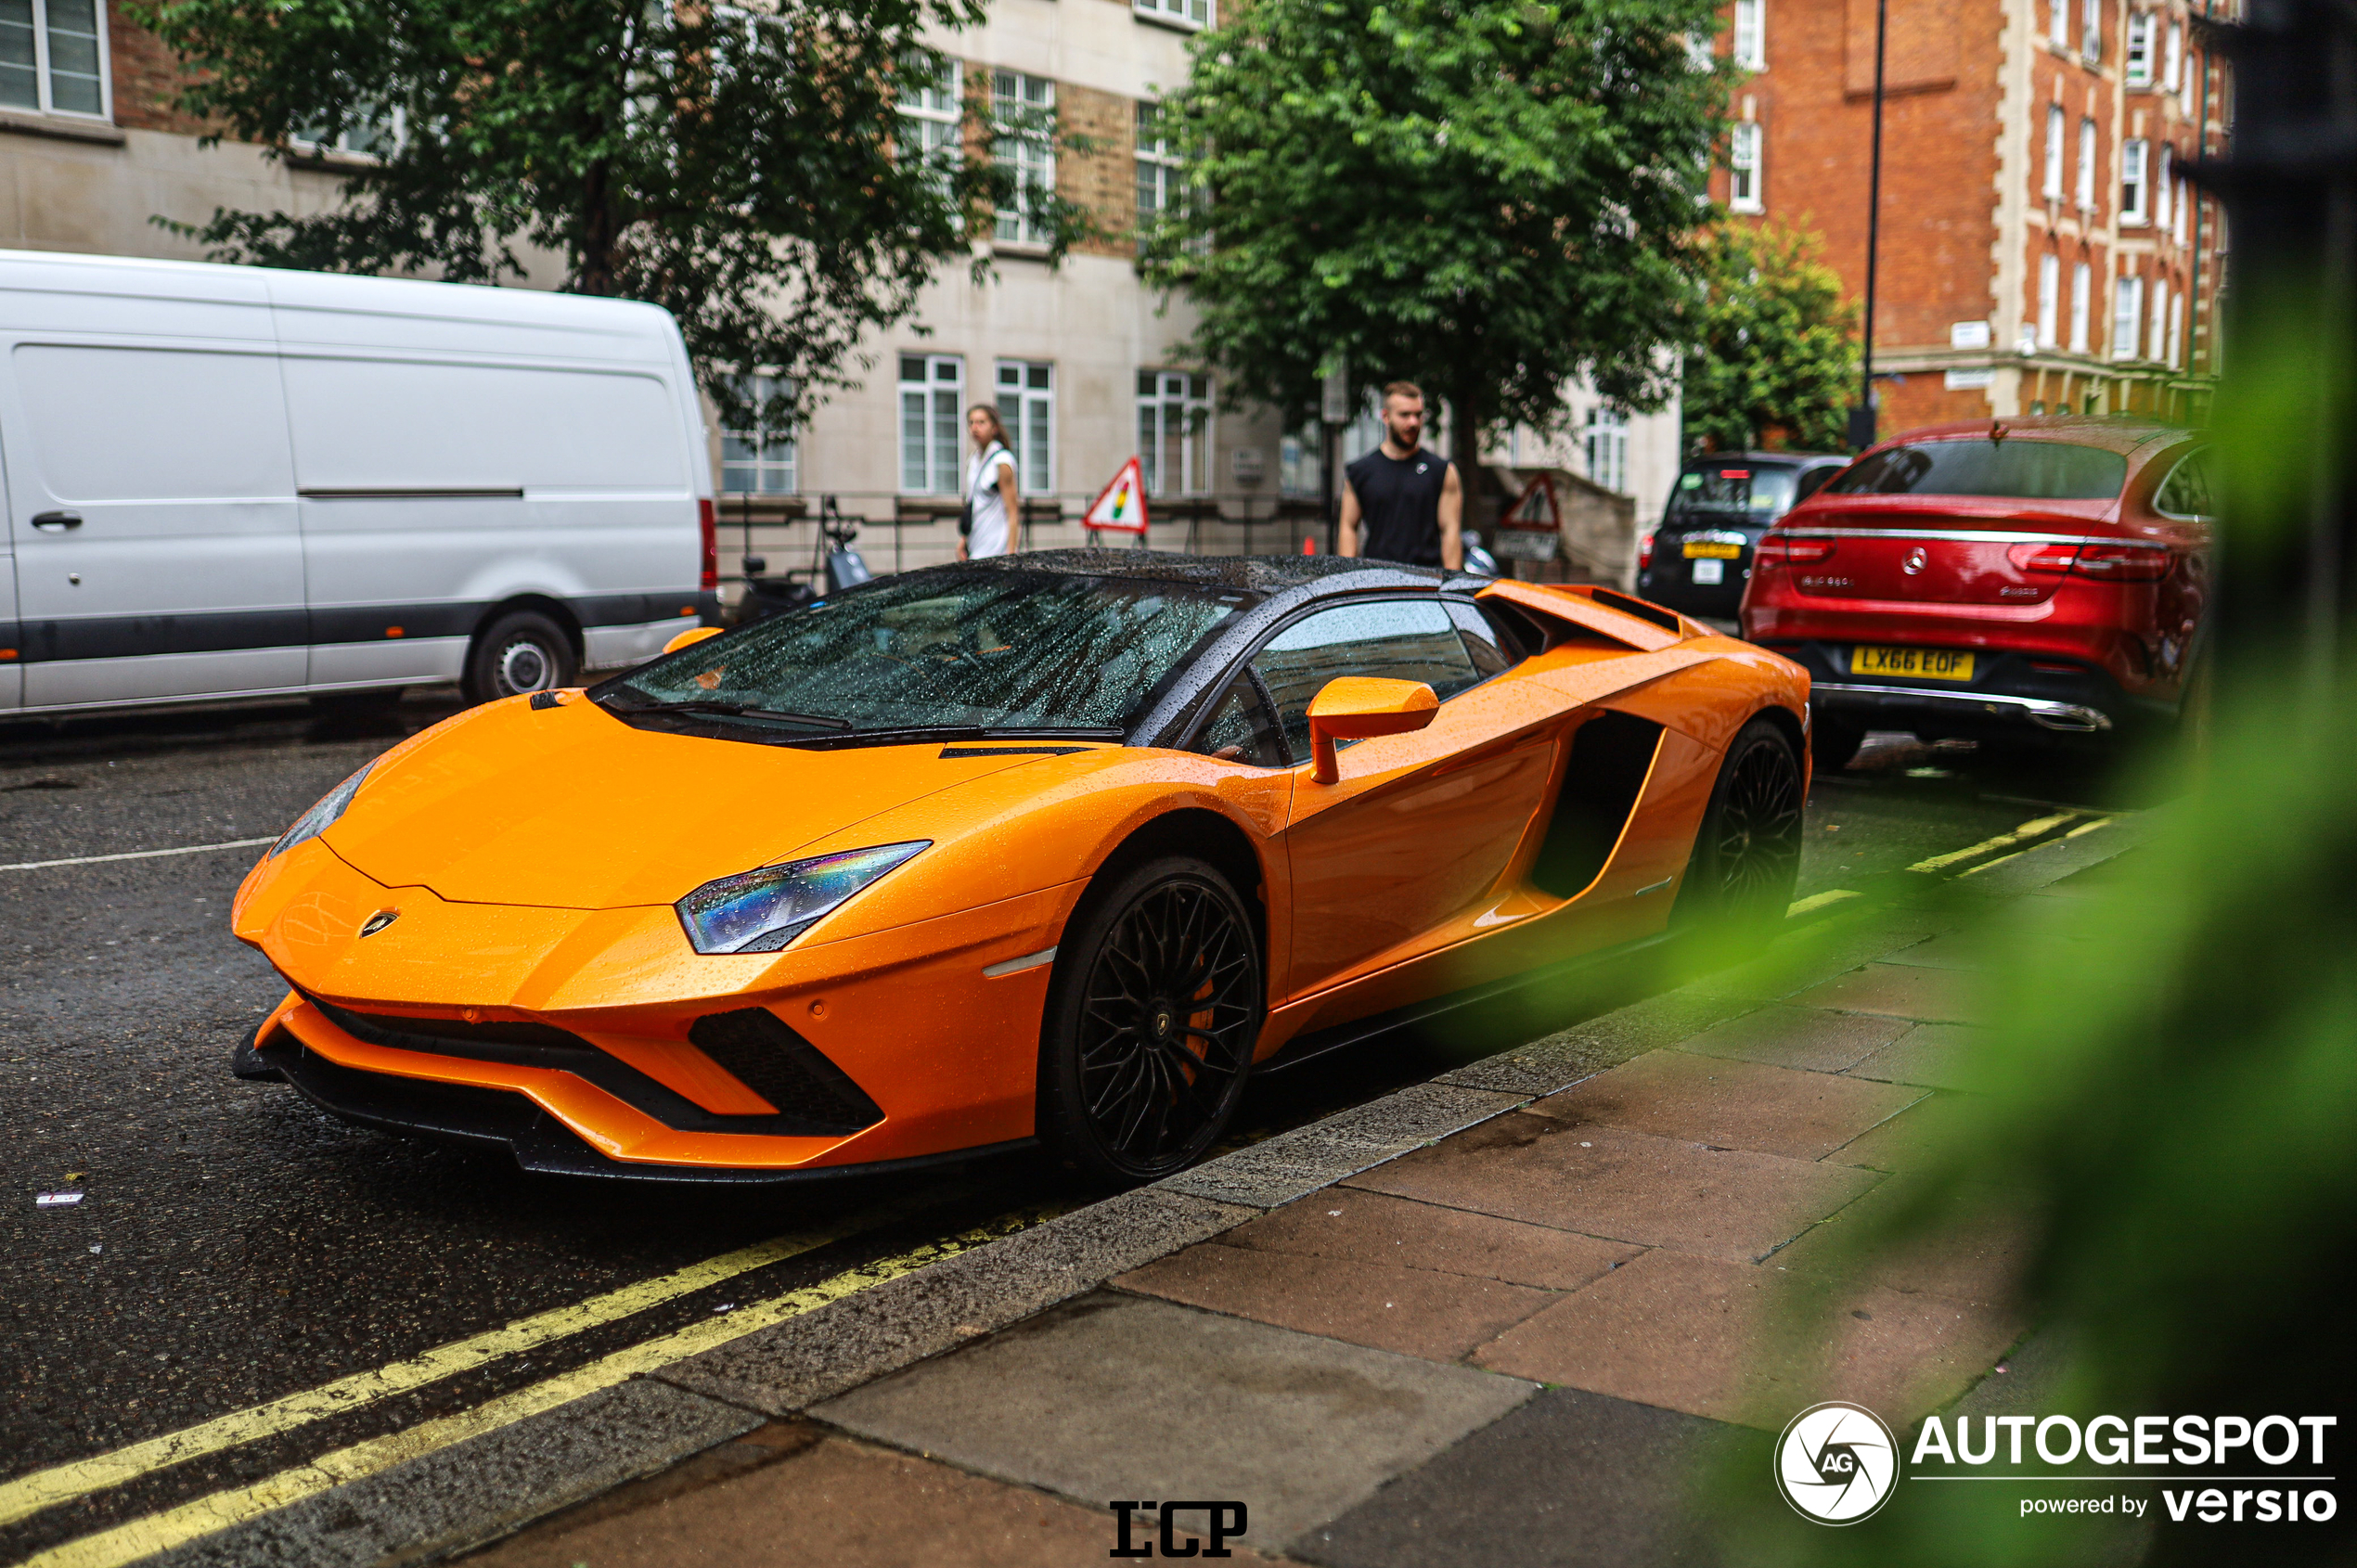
[1673,1004,1914,1073]
[1469,1247,2024,1430]
[1846,1022,1999,1091]
[1214,1189,1642,1291]
[1786,961,1978,1023]
[1293,1387,1761,1568]
[1527,1050,1926,1161]
[1156,1085,1527,1209]
[1345,1113,1881,1263]
[458,1432,1289,1568]
[1821,1091,1978,1173]
[655,1189,1255,1415]
[1771,1175,2037,1306]
[1874,930,1996,970]
[811,1292,1536,1546]
[1116,1242,1564,1361]
[1433,987,1753,1097]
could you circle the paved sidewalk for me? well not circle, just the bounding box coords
[156,823,2142,1568]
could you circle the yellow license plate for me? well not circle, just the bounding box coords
[1682,541,1742,559]
[1850,646,1975,681]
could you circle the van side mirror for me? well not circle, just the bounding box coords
[663,625,723,655]
[1306,677,1437,784]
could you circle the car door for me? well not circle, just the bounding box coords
[2,327,305,708]
[1259,597,1557,1001]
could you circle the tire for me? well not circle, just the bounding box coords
[1675,715,1806,936]
[1037,855,1265,1186]
[1810,708,1866,771]
[463,611,577,704]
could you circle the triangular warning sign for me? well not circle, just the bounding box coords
[1500,472,1560,531]
[1084,456,1150,535]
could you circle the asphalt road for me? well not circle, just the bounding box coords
[0,688,2157,1562]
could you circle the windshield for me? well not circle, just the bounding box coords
[600,569,1245,736]
[1824,439,2129,500]
[1667,462,1802,521]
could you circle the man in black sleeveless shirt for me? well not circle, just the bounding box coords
[1339,380,1463,570]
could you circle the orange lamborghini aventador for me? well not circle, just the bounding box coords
[230,554,1811,1185]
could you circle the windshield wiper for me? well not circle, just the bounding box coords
[625,700,851,730]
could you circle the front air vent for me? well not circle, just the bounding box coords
[308,994,597,1053]
[689,1009,884,1134]
[1530,712,1665,898]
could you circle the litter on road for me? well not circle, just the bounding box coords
[36,1193,84,1207]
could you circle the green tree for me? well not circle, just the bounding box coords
[130,0,1092,431]
[1681,218,1860,455]
[1140,0,1730,482]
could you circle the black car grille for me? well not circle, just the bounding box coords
[689,1009,884,1134]
[308,995,597,1054]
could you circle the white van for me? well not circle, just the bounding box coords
[0,250,715,716]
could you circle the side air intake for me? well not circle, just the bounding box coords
[689,1009,884,1134]
[1529,711,1665,898]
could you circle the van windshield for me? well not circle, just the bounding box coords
[1667,461,1801,521]
[596,568,1243,738]
[1824,439,2128,500]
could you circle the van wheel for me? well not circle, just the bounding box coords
[465,612,577,704]
[1037,856,1264,1187]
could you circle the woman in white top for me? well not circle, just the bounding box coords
[960,405,1019,559]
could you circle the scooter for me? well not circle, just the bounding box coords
[736,497,874,624]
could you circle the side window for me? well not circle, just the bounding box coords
[1252,598,1482,765]
[1191,675,1284,767]
[1446,599,1513,678]
[2153,448,2212,519]
[1796,464,1841,504]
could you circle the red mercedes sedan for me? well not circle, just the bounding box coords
[1740,417,2211,767]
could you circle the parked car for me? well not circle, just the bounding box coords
[1636,451,1851,619]
[0,250,717,718]
[232,553,1810,1186]
[1740,417,2212,766]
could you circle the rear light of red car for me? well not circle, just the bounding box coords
[1756,534,1833,568]
[2004,540,2170,581]
[698,497,718,591]
[1637,532,1655,570]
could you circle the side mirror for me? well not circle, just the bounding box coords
[663,625,724,655]
[1306,677,1437,784]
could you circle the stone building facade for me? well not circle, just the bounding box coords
[1708,0,2227,435]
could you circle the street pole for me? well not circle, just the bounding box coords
[1849,0,1889,451]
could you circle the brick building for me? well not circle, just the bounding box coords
[2,0,1680,581]
[1710,0,2228,435]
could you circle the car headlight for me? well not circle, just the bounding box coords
[676,842,930,956]
[270,764,375,859]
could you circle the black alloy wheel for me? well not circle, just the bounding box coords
[1676,716,1806,932]
[464,610,579,705]
[1039,855,1264,1186]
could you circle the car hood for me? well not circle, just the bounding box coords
[320,697,1056,909]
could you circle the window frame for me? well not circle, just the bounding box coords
[719,371,799,496]
[993,359,1055,497]
[2069,260,2093,353]
[895,54,964,199]
[1732,0,1766,71]
[2125,11,2153,84]
[2080,0,2102,62]
[2043,103,2067,199]
[2111,274,2145,361]
[1137,368,1214,498]
[1728,121,1763,213]
[1586,407,1629,495]
[897,352,965,496]
[1,0,111,121]
[2147,277,2170,363]
[1133,0,1213,31]
[2076,117,2099,211]
[2120,136,2149,225]
[1134,98,1183,251]
[991,70,1057,249]
[2038,252,2063,347]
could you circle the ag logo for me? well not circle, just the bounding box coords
[1774,1401,1899,1524]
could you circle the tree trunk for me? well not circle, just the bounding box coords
[1450,368,1483,534]
[579,158,617,295]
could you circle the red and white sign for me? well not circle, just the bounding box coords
[1083,456,1150,536]
[1494,473,1562,561]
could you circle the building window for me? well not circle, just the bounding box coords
[1,0,107,117]
[2080,0,2102,61]
[994,361,1054,495]
[2125,11,2153,84]
[899,353,964,495]
[1279,428,1325,498]
[2148,278,2170,362]
[2166,290,2183,366]
[2111,275,2144,360]
[2175,169,2190,243]
[2070,261,2093,353]
[1729,122,1763,213]
[1586,407,1629,495]
[2164,20,2183,89]
[2155,144,2172,232]
[2050,0,2069,47]
[720,374,797,495]
[293,101,402,160]
[2038,252,2062,347]
[992,71,1056,248]
[1732,0,1765,70]
[897,55,962,199]
[1135,100,1183,250]
[2121,137,2149,225]
[2076,118,2098,210]
[1138,370,1212,497]
[1135,0,1212,29]
[2043,104,2067,199]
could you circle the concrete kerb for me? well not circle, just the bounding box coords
[163,818,2149,1567]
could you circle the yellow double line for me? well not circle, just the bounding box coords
[12,1201,1062,1568]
